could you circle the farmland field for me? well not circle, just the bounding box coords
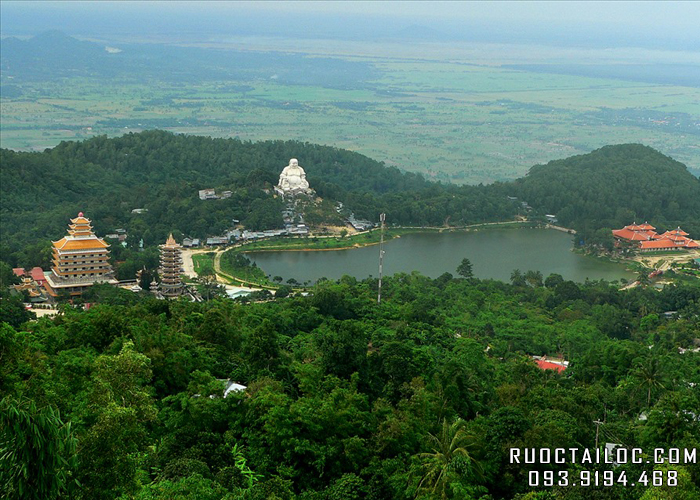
[2,34,699,183]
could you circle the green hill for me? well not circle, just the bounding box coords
[513,144,700,238]
[0,131,514,266]
[2,134,699,269]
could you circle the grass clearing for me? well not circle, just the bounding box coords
[192,253,215,276]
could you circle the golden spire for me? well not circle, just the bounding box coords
[164,233,178,247]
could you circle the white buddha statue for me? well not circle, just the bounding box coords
[276,158,311,195]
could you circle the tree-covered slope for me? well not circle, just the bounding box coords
[513,144,700,237]
[0,131,515,265]
[3,134,700,269]
[2,273,700,499]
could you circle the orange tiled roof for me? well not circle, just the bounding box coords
[613,228,652,241]
[664,234,689,242]
[53,237,109,250]
[662,227,689,236]
[70,215,92,225]
[624,222,655,231]
[615,222,697,250]
[660,230,689,239]
[640,239,678,250]
[535,359,567,373]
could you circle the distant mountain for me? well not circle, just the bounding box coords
[16,30,104,56]
[0,31,133,81]
[513,144,700,236]
[0,31,116,79]
[0,31,381,87]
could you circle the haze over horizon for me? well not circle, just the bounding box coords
[2,1,700,51]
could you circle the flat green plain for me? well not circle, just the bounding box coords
[2,36,699,183]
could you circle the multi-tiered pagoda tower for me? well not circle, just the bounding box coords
[157,234,185,297]
[44,212,117,297]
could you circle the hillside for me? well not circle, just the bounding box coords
[514,144,700,238]
[0,131,514,266]
[2,134,700,269]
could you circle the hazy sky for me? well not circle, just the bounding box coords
[236,1,700,28]
[2,1,699,49]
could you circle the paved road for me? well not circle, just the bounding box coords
[31,308,59,318]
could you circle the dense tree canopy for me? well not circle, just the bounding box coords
[513,144,700,242]
[2,272,700,499]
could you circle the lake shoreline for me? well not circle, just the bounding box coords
[237,220,539,254]
[247,227,636,284]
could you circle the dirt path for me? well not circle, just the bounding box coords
[182,246,269,287]
[213,251,230,284]
[632,250,700,270]
[215,252,279,289]
[181,248,222,278]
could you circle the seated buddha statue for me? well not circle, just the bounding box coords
[276,158,311,195]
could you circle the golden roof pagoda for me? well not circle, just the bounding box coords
[44,212,116,297]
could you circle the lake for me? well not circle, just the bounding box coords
[247,229,635,284]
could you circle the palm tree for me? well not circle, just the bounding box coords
[415,418,483,499]
[632,357,666,407]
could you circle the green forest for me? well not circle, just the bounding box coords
[514,144,700,246]
[0,130,513,270]
[2,271,700,499]
[2,133,700,498]
[2,131,699,272]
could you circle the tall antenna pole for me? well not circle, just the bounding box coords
[378,213,386,304]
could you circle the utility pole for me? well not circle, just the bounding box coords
[377,213,386,304]
[594,420,604,449]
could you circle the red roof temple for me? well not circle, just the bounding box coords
[613,222,699,252]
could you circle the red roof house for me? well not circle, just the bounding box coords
[532,355,568,373]
[30,267,46,286]
[534,359,567,373]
